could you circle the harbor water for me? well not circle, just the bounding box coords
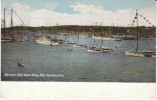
[1,33,156,82]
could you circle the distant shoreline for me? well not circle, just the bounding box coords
[1,25,156,38]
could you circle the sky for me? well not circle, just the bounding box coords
[1,0,156,27]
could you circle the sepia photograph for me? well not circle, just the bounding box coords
[1,0,156,83]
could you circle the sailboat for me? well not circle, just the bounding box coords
[50,33,59,46]
[49,23,60,46]
[99,30,113,53]
[36,36,60,46]
[50,38,59,46]
[73,33,87,48]
[87,27,113,53]
[125,9,156,57]
[67,33,77,44]
[3,8,15,42]
[35,30,52,45]
[92,35,122,41]
[36,36,52,45]
[52,35,64,45]
[36,34,59,46]
[2,8,25,43]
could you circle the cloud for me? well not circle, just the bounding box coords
[3,2,156,27]
[29,9,92,26]
[11,2,30,13]
[70,3,156,26]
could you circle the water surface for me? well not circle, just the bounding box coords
[1,33,156,82]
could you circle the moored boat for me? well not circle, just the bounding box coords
[50,38,60,46]
[68,42,76,44]
[1,38,13,43]
[50,42,59,46]
[73,33,87,48]
[125,51,156,57]
[87,47,101,52]
[73,44,87,48]
[125,51,145,57]
[125,9,155,57]
[88,28,113,53]
[92,35,123,41]
[35,36,51,45]
[88,47,112,53]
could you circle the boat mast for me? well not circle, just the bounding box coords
[3,8,6,38]
[11,8,13,27]
[136,9,139,52]
[93,22,98,47]
[56,23,59,42]
[20,25,22,41]
[93,29,95,47]
[91,22,95,47]
[77,33,79,44]
[100,25,103,48]
[10,8,13,39]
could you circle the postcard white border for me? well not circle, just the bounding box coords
[0,1,156,100]
[0,82,156,99]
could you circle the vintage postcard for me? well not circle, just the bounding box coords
[1,0,156,99]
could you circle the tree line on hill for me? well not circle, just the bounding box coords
[1,25,156,37]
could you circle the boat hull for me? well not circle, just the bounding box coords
[36,40,59,46]
[73,44,86,48]
[68,42,76,44]
[92,36,122,41]
[87,49,101,52]
[125,51,156,57]
[125,51,144,57]
[36,40,51,45]
[51,42,59,46]
[1,39,13,43]
[87,46,113,53]
[101,49,113,53]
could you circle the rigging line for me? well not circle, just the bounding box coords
[130,14,137,27]
[14,13,22,25]
[137,13,155,27]
[13,10,24,25]
[3,8,22,25]
[5,8,11,12]
[143,39,154,51]
[130,17,135,26]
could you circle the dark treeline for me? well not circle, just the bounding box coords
[1,25,156,37]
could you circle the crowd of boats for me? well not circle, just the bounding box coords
[33,32,156,58]
[1,30,156,58]
[1,34,29,43]
[1,27,156,58]
[35,34,113,52]
[35,9,156,57]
